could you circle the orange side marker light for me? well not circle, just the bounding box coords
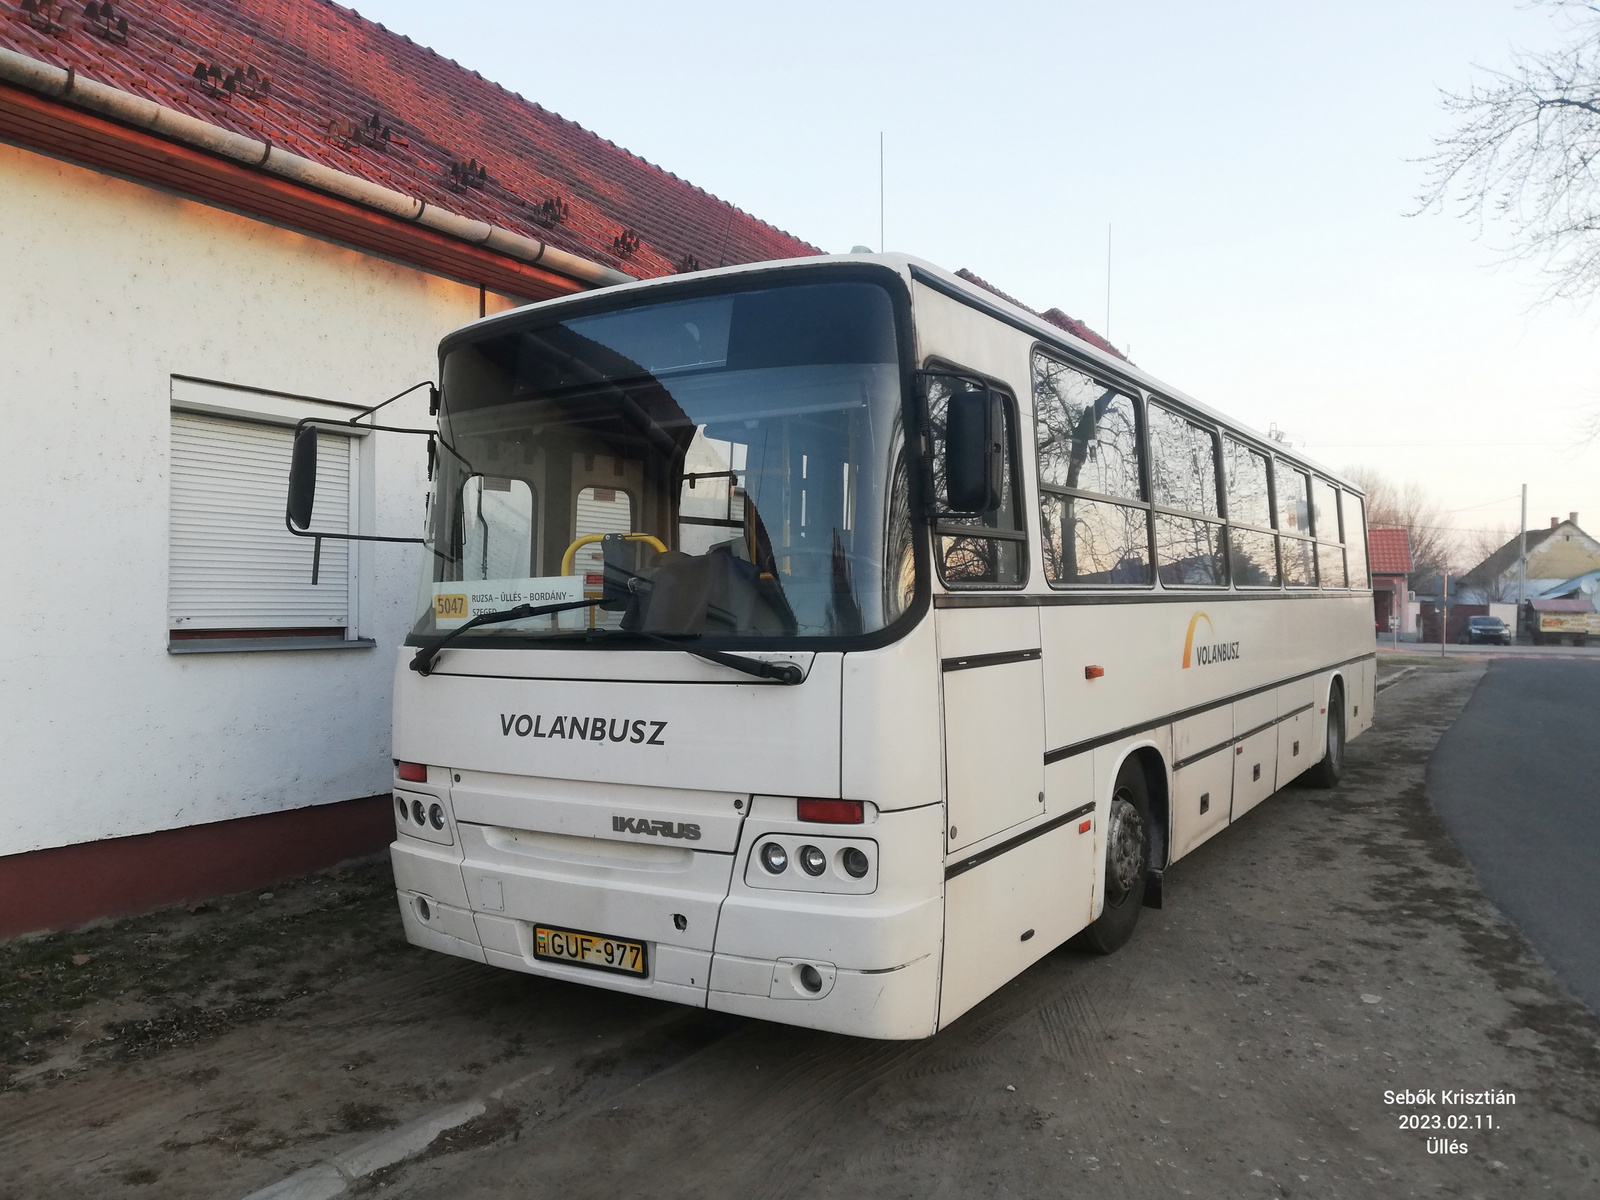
[1085,665,1105,679]
[1078,819,1093,834]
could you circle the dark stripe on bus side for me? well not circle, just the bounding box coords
[940,647,1042,673]
[935,590,1373,609]
[1172,702,1318,771]
[945,802,1096,881]
[1042,654,1373,765]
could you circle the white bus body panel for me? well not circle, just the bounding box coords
[392,650,841,800]
[391,641,950,1039]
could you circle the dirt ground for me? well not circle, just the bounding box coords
[4,657,1598,1199]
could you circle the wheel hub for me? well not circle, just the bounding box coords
[1105,791,1146,902]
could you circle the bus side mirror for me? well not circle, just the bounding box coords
[600,533,640,611]
[944,387,1003,515]
[287,424,318,529]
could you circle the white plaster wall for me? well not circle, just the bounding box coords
[0,142,521,856]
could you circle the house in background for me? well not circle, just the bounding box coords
[0,0,817,937]
[1458,515,1600,604]
[1368,526,1412,638]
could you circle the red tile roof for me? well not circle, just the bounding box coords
[1368,526,1413,576]
[0,0,820,277]
[954,269,1124,360]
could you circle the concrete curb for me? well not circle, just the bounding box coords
[240,1100,486,1200]
[1376,665,1421,692]
[238,1062,556,1199]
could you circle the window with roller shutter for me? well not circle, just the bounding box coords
[168,411,355,642]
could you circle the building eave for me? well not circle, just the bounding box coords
[0,69,610,301]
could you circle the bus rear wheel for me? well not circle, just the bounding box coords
[1071,759,1151,956]
[1302,682,1345,789]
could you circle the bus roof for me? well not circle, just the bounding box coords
[454,252,1363,495]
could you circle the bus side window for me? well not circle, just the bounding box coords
[1148,402,1227,587]
[1340,489,1369,588]
[1223,438,1279,587]
[572,485,634,582]
[462,475,535,581]
[926,371,1026,587]
[1033,353,1150,587]
[1311,477,1346,588]
[1279,467,1317,587]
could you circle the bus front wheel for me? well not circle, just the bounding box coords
[1302,682,1345,789]
[1072,759,1151,956]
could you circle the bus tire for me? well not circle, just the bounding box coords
[1071,759,1151,956]
[1302,681,1345,789]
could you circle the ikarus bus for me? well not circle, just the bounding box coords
[287,255,1376,1040]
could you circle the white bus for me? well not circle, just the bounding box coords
[297,255,1374,1040]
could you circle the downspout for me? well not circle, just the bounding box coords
[0,46,635,290]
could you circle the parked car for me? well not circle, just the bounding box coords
[1461,615,1512,645]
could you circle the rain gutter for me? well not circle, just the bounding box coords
[0,45,634,291]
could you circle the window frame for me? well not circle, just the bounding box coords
[1340,489,1371,590]
[1144,395,1229,589]
[1220,434,1282,589]
[921,360,1030,591]
[1274,463,1318,588]
[1029,349,1156,590]
[168,377,375,651]
[1311,475,1348,590]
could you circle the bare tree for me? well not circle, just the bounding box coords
[1344,466,1459,585]
[1416,2,1600,304]
[1460,524,1521,601]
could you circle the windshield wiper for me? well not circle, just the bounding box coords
[410,598,600,675]
[625,631,803,685]
[410,603,804,684]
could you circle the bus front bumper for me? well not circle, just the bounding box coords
[389,801,944,1039]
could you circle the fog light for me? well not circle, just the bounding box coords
[798,963,822,993]
[798,845,826,876]
[411,799,426,825]
[428,803,445,830]
[842,846,870,878]
[760,842,788,874]
[396,796,407,820]
[416,896,431,922]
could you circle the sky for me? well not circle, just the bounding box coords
[354,0,1598,564]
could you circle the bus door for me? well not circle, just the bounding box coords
[935,606,1058,1023]
[938,608,1046,853]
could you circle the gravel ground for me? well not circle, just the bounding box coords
[3,656,1598,1199]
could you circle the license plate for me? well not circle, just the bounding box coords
[532,924,648,977]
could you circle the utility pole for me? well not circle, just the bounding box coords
[1105,223,1112,342]
[1516,483,1528,644]
[1440,573,1449,656]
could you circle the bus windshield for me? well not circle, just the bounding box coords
[413,280,915,646]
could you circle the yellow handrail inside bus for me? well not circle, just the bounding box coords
[560,532,668,578]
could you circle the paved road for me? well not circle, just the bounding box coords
[1428,657,1600,1012]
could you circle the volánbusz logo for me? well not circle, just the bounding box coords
[1182,611,1240,669]
[499,714,666,745]
[612,816,701,840]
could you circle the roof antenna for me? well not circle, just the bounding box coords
[879,132,885,253]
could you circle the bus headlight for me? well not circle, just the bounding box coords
[744,836,877,894]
